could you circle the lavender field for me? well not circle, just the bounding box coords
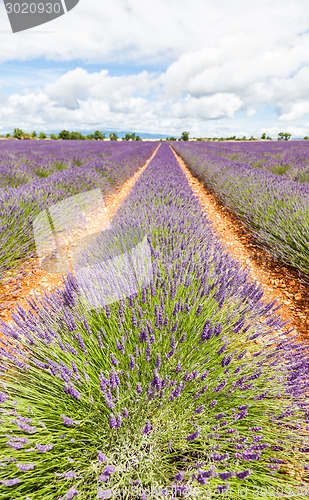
[0,140,157,290]
[172,141,309,279]
[0,142,309,499]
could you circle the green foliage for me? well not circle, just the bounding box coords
[180,131,189,141]
[50,133,58,140]
[278,132,292,141]
[58,130,71,140]
[304,136,309,140]
[93,130,105,140]
[39,132,47,140]
[34,168,50,178]
[31,131,37,138]
[13,128,25,139]
[109,132,118,140]
[73,157,83,167]
[124,133,140,141]
[261,132,266,140]
[70,131,85,140]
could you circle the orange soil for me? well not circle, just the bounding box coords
[171,147,309,340]
[0,145,160,329]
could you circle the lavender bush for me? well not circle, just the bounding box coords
[172,141,309,279]
[0,144,308,499]
[0,141,157,294]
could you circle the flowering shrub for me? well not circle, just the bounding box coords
[0,144,308,499]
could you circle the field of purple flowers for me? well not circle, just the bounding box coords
[0,140,157,291]
[172,141,309,279]
[0,143,308,499]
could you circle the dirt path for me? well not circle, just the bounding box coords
[0,144,160,328]
[171,147,309,339]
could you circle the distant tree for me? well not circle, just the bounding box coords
[109,133,118,141]
[266,136,272,140]
[249,136,256,141]
[180,131,189,141]
[13,128,24,139]
[169,137,176,141]
[135,135,141,141]
[93,130,105,140]
[31,131,37,138]
[39,132,47,140]
[304,136,309,140]
[261,132,266,140]
[5,133,11,138]
[58,130,71,140]
[50,133,58,140]
[70,131,85,140]
[242,136,247,140]
[278,132,291,141]
[124,133,131,141]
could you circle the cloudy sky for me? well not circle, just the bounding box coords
[0,0,309,137]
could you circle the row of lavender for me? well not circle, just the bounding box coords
[0,141,157,291]
[213,140,309,181]
[0,143,308,499]
[172,141,309,278]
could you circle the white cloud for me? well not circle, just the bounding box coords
[1,0,309,135]
[172,94,243,120]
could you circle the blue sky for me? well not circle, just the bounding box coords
[0,0,309,138]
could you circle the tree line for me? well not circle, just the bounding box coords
[1,129,308,142]
[0,129,143,141]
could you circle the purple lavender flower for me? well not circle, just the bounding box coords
[236,469,253,480]
[123,407,128,418]
[136,382,142,394]
[98,451,107,462]
[35,443,53,452]
[61,414,74,426]
[129,354,135,370]
[65,488,79,499]
[142,420,152,434]
[110,354,120,366]
[219,471,234,480]
[116,413,122,428]
[0,392,7,403]
[99,465,116,482]
[109,413,117,429]
[16,462,35,471]
[186,429,200,441]
[1,478,21,486]
[175,471,184,481]
[195,405,205,414]
[64,471,77,479]
[156,353,161,369]
[7,441,24,450]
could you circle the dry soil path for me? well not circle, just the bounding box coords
[0,144,160,328]
[171,146,309,340]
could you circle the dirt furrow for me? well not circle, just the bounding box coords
[171,146,309,339]
[0,144,160,328]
